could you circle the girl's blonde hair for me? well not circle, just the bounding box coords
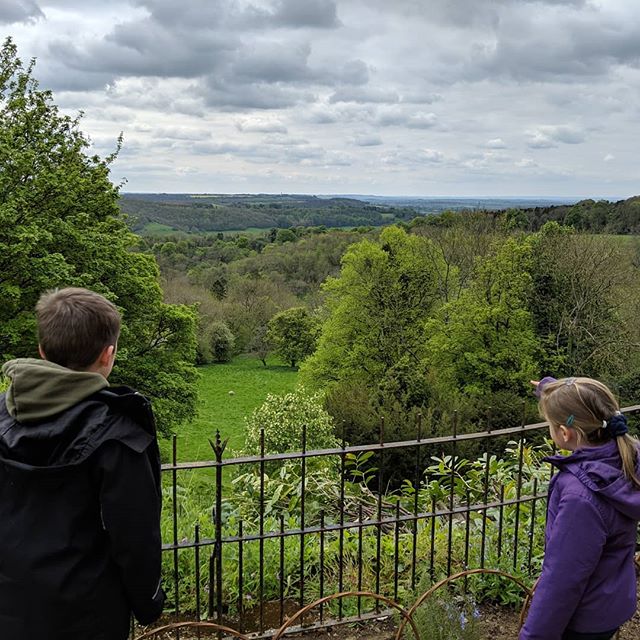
[539,377,640,489]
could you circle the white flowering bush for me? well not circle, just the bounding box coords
[245,387,338,454]
[245,388,339,454]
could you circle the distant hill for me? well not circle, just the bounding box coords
[119,193,640,235]
[119,193,417,233]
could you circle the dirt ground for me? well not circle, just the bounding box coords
[136,579,640,640]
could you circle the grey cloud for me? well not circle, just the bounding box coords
[271,0,340,29]
[200,77,313,110]
[376,108,437,129]
[352,134,383,146]
[192,141,255,155]
[463,8,640,83]
[232,42,314,84]
[33,60,113,92]
[151,127,212,141]
[236,118,288,133]
[0,0,44,25]
[527,133,557,149]
[381,147,445,166]
[263,134,309,145]
[51,24,232,79]
[305,109,339,124]
[407,113,438,129]
[527,125,586,148]
[400,91,442,105]
[330,86,399,104]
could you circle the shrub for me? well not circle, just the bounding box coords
[209,321,235,363]
[245,388,338,454]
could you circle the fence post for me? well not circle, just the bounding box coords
[208,431,228,631]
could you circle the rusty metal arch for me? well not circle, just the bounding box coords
[395,568,533,640]
[134,621,250,640]
[272,591,420,640]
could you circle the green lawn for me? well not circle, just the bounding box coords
[164,356,299,462]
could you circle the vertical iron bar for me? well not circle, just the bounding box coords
[319,510,325,624]
[338,422,346,619]
[464,488,471,593]
[411,413,422,591]
[172,435,180,640]
[447,412,458,577]
[480,409,492,569]
[238,520,244,633]
[393,500,400,601]
[357,503,363,617]
[208,552,214,620]
[513,404,526,571]
[213,432,224,633]
[527,478,539,575]
[299,424,307,615]
[279,515,285,627]
[195,524,201,638]
[497,484,505,561]
[375,416,384,610]
[259,429,265,634]
[429,495,436,582]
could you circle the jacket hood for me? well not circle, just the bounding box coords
[2,358,108,424]
[547,439,640,520]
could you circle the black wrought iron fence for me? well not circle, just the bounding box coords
[152,405,640,640]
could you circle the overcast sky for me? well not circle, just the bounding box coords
[2,0,639,197]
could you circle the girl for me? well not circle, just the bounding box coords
[520,376,640,640]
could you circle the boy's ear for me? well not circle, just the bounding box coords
[99,345,116,365]
[38,345,47,360]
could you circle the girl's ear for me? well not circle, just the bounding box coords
[559,425,579,447]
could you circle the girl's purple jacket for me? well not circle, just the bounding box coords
[520,440,640,640]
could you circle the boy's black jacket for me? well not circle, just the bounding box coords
[0,383,165,640]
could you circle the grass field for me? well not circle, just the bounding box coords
[162,356,299,462]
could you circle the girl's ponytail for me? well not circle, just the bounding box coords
[616,433,640,490]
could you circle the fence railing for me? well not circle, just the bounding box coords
[155,405,640,639]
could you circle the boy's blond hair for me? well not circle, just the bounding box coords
[36,288,121,371]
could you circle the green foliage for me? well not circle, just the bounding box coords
[0,38,197,434]
[302,226,441,387]
[244,388,338,455]
[423,236,539,420]
[267,307,319,368]
[410,588,482,640]
[206,321,234,363]
[528,222,637,378]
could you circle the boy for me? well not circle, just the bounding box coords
[0,288,165,639]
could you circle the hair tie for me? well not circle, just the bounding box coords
[606,412,628,437]
[535,376,557,398]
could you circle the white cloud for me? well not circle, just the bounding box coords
[4,0,639,197]
[486,138,507,149]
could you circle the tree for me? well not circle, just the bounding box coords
[529,222,639,377]
[208,322,234,363]
[301,226,442,386]
[267,307,319,368]
[424,236,539,401]
[0,38,197,434]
